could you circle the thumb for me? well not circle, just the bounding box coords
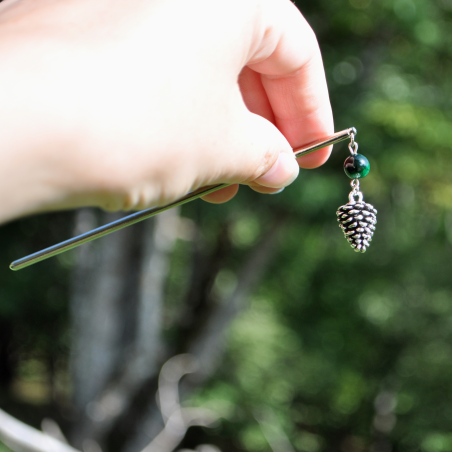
[202,109,299,203]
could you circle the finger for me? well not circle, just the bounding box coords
[248,182,285,194]
[238,66,275,124]
[246,0,334,169]
[201,184,239,204]
[198,105,299,190]
[238,68,295,195]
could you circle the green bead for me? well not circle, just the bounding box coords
[343,154,370,179]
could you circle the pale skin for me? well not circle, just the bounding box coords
[0,0,333,224]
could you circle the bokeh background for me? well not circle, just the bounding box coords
[1,0,452,451]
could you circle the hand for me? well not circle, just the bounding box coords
[0,0,333,222]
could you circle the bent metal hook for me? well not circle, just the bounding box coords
[10,127,356,271]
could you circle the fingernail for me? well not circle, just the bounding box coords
[254,153,299,188]
[269,188,285,195]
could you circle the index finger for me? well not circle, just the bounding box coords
[246,0,334,169]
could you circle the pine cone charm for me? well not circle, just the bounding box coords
[336,200,377,253]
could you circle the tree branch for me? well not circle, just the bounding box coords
[125,219,286,452]
[187,217,286,379]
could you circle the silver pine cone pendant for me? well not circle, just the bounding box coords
[337,129,377,253]
[337,196,377,253]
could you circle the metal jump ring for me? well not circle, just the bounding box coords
[348,141,358,155]
[348,190,364,204]
[350,179,360,190]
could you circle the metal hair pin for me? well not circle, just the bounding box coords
[10,127,356,271]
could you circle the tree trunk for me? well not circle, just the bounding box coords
[69,208,179,449]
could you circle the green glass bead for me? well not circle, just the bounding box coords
[343,154,370,179]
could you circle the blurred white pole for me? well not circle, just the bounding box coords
[0,353,220,452]
[0,408,81,452]
[41,418,69,444]
[141,354,220,452]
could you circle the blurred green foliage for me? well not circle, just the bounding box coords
[2,0,452,451]
[184,0,452,450]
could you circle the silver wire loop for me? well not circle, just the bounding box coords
[348,134,358,155]
[350,179,360,191]
[348,178,362,204]
[348,190,364,204]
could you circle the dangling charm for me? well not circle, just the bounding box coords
[336,131,377,253]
